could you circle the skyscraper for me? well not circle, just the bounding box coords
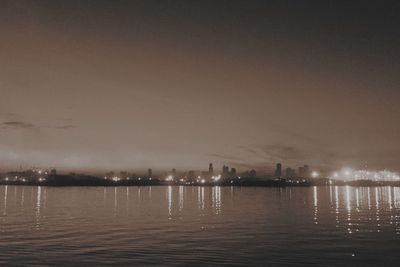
[285,167,295,178]
[209,163,214,175]
[222,165,229,175]
[274,163,282,179]
[298,165,310,178]
[230,168,237,178]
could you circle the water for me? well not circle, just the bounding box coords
[1,185,400,266]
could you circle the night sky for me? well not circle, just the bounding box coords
[1,0,400,173]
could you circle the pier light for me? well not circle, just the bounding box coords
[311,171,319,178]
[212,175,221,182]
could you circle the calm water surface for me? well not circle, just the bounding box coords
[1,185,400,266]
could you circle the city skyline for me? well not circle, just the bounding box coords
[1,1,400,172]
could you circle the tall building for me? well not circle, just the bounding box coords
[274,163,282,178]
[230,168,237,178]
[148,168,152,178]
[222,165,229,175]
[172,168,177,177]
[298,165,310,178]
[249,169,257,178]
[222,165,229,179]
[303,165,310,178]
[187,170,195,181]
[209,163,214,175]
[285,167,295,178]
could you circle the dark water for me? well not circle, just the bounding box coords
[1,185,400,266]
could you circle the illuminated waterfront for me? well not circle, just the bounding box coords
[1,185,400,266]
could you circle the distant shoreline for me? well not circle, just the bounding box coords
[1,181,400,187]
[2,174,400,187]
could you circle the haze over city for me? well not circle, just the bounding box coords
[1,0,399,173]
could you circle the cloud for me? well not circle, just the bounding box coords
[0,121,36,129]
[207,153,244,162]
[55,125,75,129]
[268,122,320,144]
[258,144,308,161]
[238,144,339,171]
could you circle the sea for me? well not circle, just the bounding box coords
[1,185,399,266]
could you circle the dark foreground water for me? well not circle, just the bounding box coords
[1,185,400,266]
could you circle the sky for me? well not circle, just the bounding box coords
[0,0,400,174]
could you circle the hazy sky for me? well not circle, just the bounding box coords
[1,0,400,173]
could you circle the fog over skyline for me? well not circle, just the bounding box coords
[1,0,400,173]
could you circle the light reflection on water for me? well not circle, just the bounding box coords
[1,186,400,266]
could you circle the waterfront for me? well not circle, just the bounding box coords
[1,186,400,266]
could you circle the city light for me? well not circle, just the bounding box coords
[329,168,400,181]
[165,175,173,182]
[311,171,319,178]
[211,175,221,182]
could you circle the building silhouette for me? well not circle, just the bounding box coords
[230,168,237,178]
[285,167,295,178]
[298,165,310,178]
[222,165,229,175]
[187,170,195,181]
[209,163,214,175]
[274,163,282,178]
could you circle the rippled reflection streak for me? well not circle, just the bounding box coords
[1,186,7,232]
[313,186,318,224]
[114,187,118,217]
[36,186,42,230]
[367,187,371,210]
[212,186,221,215]
[179,186,184,212]
[167,186,172,218]
[356,188,359,211]
[334,186,339,224]
[2,185,7,217]
[197,187,205,210]
[126,187,129,215]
